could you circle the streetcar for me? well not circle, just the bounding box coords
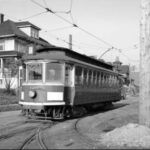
[19,46,122,119]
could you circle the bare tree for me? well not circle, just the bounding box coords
[139,0,150,127]
[3,57,19,94]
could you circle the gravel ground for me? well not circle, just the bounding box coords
[77,95,144,149]
[100,123,150,149]
[40,95,140,149]
[0,95,142,149]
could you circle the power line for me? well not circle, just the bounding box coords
[30,0,139,63]
[19,11,48,21]
[3,13,19,21]
[42,0,49,8]
[72,39,109,51]
[47,25,74,32]
[43,30,86,51]
[4,0,138,64]
[30,0,114,47]
[78,27,113,47]
[31,0,46,9]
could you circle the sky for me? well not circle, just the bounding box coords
[0,0,140,68]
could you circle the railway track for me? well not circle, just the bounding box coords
[0,125,39,141]
[72,117,97,149]
[18,121,57,149]
[0,118,58,149]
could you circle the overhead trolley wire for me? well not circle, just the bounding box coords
[30,0,139,63]
[30,0,114,48]
[19,11,48,21]
[47,25,74,32]
[42,0,49,8]
[43,31,86,51]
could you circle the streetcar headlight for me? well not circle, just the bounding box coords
[28,90,36,98]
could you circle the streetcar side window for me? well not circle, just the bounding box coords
[112,76,114,86]
[83,69,88,85]
[27,63,43,81]
[88,70,92,85]
[101,72,104,87]
[46,63,64,83]
[75,66,83,85]
[103,74,106,87]
[105,75,108,87]
[65,64,73,86]
[97,72,100,86]
[93,71,96,85]
[114,76,117,86]
[98,72,101,86]
[109,75,112,87]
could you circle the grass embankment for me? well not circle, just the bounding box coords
[0,89,21,112]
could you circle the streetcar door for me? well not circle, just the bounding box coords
[65,64,75,105]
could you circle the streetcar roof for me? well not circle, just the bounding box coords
[23,46,114,71]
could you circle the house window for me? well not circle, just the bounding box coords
[0,41,4,50]
[31,28,38,39]
[28,46,33,54]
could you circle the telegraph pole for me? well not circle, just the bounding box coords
[139,0,150,127]
[69,34,72,50]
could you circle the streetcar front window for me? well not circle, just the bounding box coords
[46,62,64,83]
[27,63,43,82]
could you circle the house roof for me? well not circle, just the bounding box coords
[0,19,53,47]
[0,20,29,38]
[15,21,41,30]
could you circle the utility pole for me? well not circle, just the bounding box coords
[139,0,150,127]
[69,34,72,50]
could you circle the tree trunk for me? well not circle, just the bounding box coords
[139,0,150,127]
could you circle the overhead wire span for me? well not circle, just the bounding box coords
[19,11,48,21]
[47,25,74,32]
[31,0,46,9]
[72,39,108,49]
[30,0,139,63]
[3,13,19,21]
[30,0,113,47]
[116,48,139,62]
[42,0,49,8]
[43,31,86,53]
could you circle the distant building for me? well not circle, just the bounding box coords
[113,56,122,73]
[113,56,130,85]
[0,14,54,89]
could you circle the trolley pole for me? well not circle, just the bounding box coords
[139,0,150,127]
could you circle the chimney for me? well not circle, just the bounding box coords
[0,14,4,24]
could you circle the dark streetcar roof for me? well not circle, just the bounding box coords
[23,46,114,70]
